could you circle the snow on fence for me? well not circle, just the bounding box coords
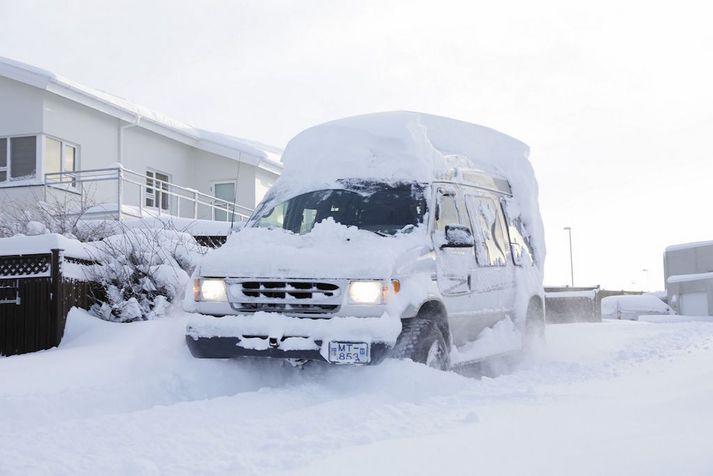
[0,245,102,356]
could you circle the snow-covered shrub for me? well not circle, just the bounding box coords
[0,193,111,242]
[88,225,207,322]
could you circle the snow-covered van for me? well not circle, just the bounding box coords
[185,112,545,369]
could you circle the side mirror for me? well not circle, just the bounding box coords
[441,224,474,248]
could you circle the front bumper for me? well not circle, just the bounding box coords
[186,334,390,363]
[185,312,401,364]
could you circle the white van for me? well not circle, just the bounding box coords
[185,112,545,369]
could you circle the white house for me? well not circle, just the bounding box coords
[0,56,282,226]
[664,240,713,316]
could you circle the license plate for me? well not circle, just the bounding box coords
[328,342,370,364]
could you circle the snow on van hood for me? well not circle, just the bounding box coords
[273,111,545,269]
[198,219,428,279]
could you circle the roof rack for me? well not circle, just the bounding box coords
[449,168,512,195]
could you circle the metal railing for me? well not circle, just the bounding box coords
[44,166,253,223]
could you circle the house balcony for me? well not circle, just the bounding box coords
[40,166,253,226]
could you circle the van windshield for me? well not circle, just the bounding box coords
[251,182,427,235]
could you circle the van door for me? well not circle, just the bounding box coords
[464,193,516,335]
[433,187,476,346]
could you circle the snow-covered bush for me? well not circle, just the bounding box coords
[0,193,111,242]
[88,226,207,322]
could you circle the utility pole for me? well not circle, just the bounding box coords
[564,227,574,287]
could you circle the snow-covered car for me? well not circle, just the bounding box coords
[184,112,545,369]
[601,294,674,320]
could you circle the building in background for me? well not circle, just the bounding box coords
[0,56,282,225]
[664,240,713,316]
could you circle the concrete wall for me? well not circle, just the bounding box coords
[664,242,713,316]
[664,243,713,279]
[667,277,713,316]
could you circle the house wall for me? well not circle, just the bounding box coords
[121,129,267,220]
[0,75,280,223]
[255,168,278,206]
[42,92,120,170]
[664,243,713,279]
[192,149,259,220]
[664,243,713,316]
[667,277,713,316]
[0,77,43,136]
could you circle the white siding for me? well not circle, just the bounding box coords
[192,149,258,219]
[42,92,120,170]
[0,77,43,136]
[0,73,280,222]
[255,168,278,205]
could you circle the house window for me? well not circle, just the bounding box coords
[212,181,236,221]
[146,170,170,211]
[44,137,78,177]
[0,136,38,183]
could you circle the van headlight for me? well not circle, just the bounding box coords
[197,278,227,302]
[348,280,386,305]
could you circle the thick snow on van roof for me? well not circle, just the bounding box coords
[281,111,529,184]
[277,111,545,267]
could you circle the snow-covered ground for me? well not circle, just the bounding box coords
[2,310,713,476]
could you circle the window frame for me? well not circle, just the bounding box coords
[211,180,237,222]
[0,134,43,185]
[0,134,82,186]
[464,193,511,267]
[0,138,7,183]
[433,186,467,232]
[501,197,534,267]
[145,169,171,211]
[42,135,80,187]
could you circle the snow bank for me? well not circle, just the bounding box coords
[639,314,713,323]
[451,317,522,364]
[0,233,90,259]
[78,215,234,238]
[4,312,713,475]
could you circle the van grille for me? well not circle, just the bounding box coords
[226,279,343,316]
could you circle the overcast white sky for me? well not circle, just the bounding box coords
[1,0,712,290]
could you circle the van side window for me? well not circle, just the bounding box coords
[466,195,509,266]
[502,199,534,266]
[435,192,459,230]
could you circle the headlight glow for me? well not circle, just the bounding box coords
[348,280,385,305]
[200,279,228,302]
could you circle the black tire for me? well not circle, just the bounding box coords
[390,318,450,370]
[524,299,546,351]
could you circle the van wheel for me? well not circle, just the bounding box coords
[390,318,450,370]
[524,298,546,351]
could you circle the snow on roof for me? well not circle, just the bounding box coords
[667,271,713,284]
[665,240,713,253]
[280,111,530,184]
[0,56,282,171]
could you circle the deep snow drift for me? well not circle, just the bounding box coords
[2,310,713,475]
